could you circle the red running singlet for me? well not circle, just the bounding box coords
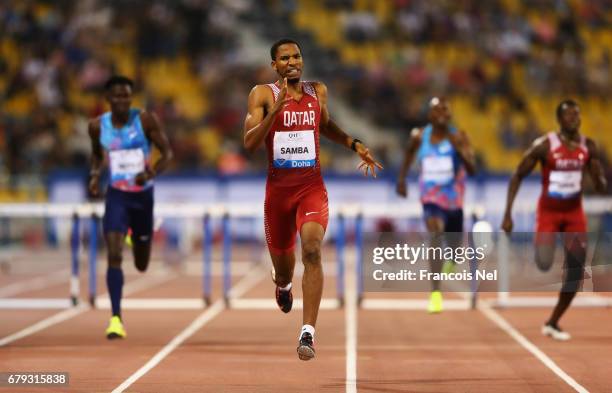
[536,132,589,234]
[263,81,329,254]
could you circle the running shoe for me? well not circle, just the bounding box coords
[106,316,127,339]
[297,332,315,361]
[541,323,571,341]
[275,285,293,313]
[428,290,443,313]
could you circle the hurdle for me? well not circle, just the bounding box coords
[349,200,612,310]
[0,202,347,310]
[1,199,610,311]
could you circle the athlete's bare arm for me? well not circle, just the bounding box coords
[585,138,608,194]
[314,81,383,177]
[502,136,549,232]
[243,78,292,153]
[396,128,423,198]
[449,130,477,175]
[88,118,103,197]
[138,111,173,185]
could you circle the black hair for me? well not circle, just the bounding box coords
[105,75,134,91]
[556,99,578,120]
[270,38,301,60]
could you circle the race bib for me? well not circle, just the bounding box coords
[273,130,316,168]
[109,149,145,176]
[548,170,581,198]
[422,155,454,184]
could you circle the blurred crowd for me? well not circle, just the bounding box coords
[0,0,611,195]
[0,0,265,189]
[341,0,608,97]
[278,0,610,132]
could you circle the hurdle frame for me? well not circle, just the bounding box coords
[1,199,611,310]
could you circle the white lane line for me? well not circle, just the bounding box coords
[361,298,470,310]
[230,297,341,310]
[0,299,72,309]
[0,304,89,347]
[0,269,70,297]
[0,272,178,346]
[345,251,357,393]
[96,298,205,310]
[111,267,267,393]
[490,295,612,308]
[478,303,589,393]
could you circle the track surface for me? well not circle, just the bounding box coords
[1,252,611,393]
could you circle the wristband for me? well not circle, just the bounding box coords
[351,138,362,152]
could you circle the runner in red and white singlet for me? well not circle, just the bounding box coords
[263,79,328,253]
[536,130,589,233]
[243,39,382,360]
[502,99,607,341]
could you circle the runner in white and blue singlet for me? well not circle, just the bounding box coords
[396,97,476,313]
[89,76,173,339]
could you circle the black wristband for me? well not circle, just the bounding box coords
[351,138,362,152]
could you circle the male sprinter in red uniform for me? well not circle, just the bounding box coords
[502,99,607,340]
[244,38,382,360]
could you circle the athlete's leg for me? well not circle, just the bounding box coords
[296,184,328,327]
[424,204,446,291]
[264,187,298,313]
[444,208,464,249]
[295,221,324,361]
[106,232,125,318]
[535,237,556,271]
[294,184,328,360]
[103,188,128,323]
[422,204,445,313]
[547,238,585,326]
[132,240,152,272]
[443,208,464,271]
[270,251,295,314]
[534,208,559,272]
[547,214,587,328]
[269,249,296,287]
[129,189,154,272]
[300,221,325,328]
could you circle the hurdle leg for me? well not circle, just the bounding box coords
[88,213,98,307]
[355,213,364,307]
[222,213,231,306]
[70,213,80,306]
[469,213,479,310]
[203,213,212,306]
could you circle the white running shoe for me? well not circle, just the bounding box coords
[541,324,571,341]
